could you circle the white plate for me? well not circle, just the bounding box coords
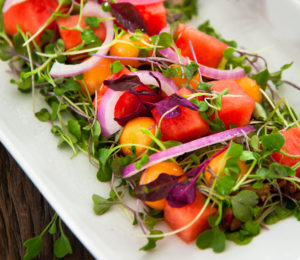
[1,0,300,259]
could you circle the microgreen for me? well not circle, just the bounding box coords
[183,62,199,81]
[81,28,101,44]
[231,190,259,222]
[264,206,293,225]
[140,230,163,251]
[150,32,173,49]
[54,219,73,258]
[23,214,72,259]
[196,226,226,253]
[92,194,115,215]
[256,163,295,179]
[85,16,112,28]
[164,0,198,22]
[110,60,124,73]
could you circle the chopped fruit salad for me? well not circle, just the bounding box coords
[1,0,300,257]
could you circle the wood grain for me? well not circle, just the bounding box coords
[0,142,94,260]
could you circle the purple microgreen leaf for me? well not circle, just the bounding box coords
[103,74,144,91]
[155,99,181,119]
[133,173,180,202]
[170,93,199,111]
[110,3,148,33]
[155,93,198,119]
[167,182,197,207]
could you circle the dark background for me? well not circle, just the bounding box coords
[0,142,94,259]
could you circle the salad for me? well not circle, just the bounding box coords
[1,0,300,258]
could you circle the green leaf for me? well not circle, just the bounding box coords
[269,163,295,178]
[164,0,197,22]
[156,32,173,48]
[140,230,163,251]
[226,142,243,158]
[250,135,260,152]
[253,102,267,121]
[97,148,112,182]
[162,66,180,78]
[191,99,209,112]
[252,68,270,87]
[200,112,226,133]
[41,29,54,46]
[0,41,13,61]
[219,47,250,72]
[280,62,293,71]
[92,194,113,215]
[23,236,43,260]
[144,215,163,230]
[48,221,57,235]
[67,120,81,139]
[85,16,101,28]
[35,109,50,122]
[54,234,72,258]
[226,231,253,245]
[92,121,101,141]
[197,82,212,91]
[252,181,264,189]
[256,163,295,179]
[16,75,32,93]
[81,28,100,44]
[183,62,199,81]
[111,155,134,177]
[13,32,27,55]
[97,163,112,182]
[54,79,81,96]
[243,221,260,236]
[260,133,285,153]
[240,151,257,161]
[98,148,111,165]
[264,206,293,225]
[50,100,59,121]
[215,175,237,196]
[110,60,124,74]
[231,190,259,222]
[196,227,226,253]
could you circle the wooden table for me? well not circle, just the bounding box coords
[0,143,94,259]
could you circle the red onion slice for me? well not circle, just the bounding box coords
[122,125,255,178]
[199,65,245,80]
[129,71,178,95]
[159,47,245,80]
[97,88,125,137]
[159,48,188,65]
[3,0,27,13]
[116,0,164,5]
[50,1,114,78]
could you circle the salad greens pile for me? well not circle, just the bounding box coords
[1,0,300,259]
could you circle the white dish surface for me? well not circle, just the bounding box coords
[1,0,300,259]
